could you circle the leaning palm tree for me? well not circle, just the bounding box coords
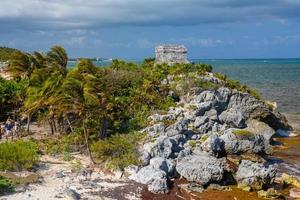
[54,71,101,164]
[7,51,33,79]
[47,45,68,74]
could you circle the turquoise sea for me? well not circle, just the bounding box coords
[68,58,300,129]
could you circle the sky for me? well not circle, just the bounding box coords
[0,0,300,59]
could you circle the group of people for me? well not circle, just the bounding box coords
[0,118,19,140]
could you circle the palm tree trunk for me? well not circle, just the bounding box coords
[99,117,108,139]
[26,114,31,133]
[49,118,54,135]
[53,116,57,132]
[66,117,74,134]
[83,120,95,164]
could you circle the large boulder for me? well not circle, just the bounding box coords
[227,91,290,130]
[236,160,276,191]
[176,154,224,185]
[245,119,275,141]
[220,128,271,154]
[131,165,168,194]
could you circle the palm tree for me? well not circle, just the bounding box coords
[7,52,33,79]
[47,46,68,74]
[57,73,100,164]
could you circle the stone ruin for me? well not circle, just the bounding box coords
[155,44,189,65]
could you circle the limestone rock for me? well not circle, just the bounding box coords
[149,157,175,175]
[131,165,168,194]
[236,160,276,191]
[220,128,270,154]
[219,110,246,128]
[194,116,209,128]
[176,154,224,185]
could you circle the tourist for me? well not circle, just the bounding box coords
[4,118,14,140]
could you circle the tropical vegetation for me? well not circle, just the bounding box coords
[0,45,262,169]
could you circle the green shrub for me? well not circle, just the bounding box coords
[91,133,145,169]
[39,132,85,155]
[0,140,39,171]
[0,176,14,194]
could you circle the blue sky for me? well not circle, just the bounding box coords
[0,0,300,59]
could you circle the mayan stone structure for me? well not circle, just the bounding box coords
[155,44,189,65]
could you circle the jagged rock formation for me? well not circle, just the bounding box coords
[126,72,290,194]
[155,45,189,65]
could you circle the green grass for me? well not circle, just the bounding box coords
[0,140,39,171]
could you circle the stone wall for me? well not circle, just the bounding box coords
[155,45,189,65]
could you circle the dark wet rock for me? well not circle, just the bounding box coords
[219,109,246,128]
[176,154,224,185]
[131,165,168,194]
[179,183,204,193]
[236,160,276,191]
[66,187,81,200]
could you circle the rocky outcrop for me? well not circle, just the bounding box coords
[133,73,290,194]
